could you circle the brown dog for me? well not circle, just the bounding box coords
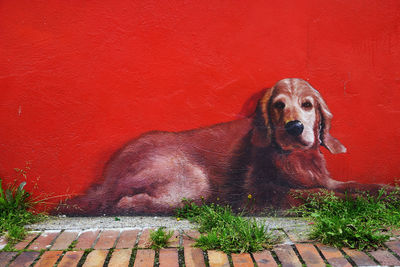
[59,78,385,215]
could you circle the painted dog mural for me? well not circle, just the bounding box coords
[58,78,386,215]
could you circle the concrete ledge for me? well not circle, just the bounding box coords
[28,216,310,231]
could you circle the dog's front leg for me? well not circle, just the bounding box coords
[326,180,392,194]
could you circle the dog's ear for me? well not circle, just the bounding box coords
[315,91,347,154]
[251,87,273,147]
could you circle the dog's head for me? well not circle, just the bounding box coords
[253,78,346,154]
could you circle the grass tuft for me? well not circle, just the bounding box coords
[149,227,174,250]
[290,188,400,250]
[0,179,47,246]
[175,199,274,253]
[0,165,50,247]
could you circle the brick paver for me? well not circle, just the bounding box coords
[13,232,40,250]
[82,249,108,267]
[369,248,400,266]
[51,230,79,250]
[316,244,351,267]
[57,251,85,267]
[184,247,206,267]
[137,229,151,248]
[134,249,155,267]
[9,251,40,267]
[28,231,60,250]
[342,248,377,266]
[94,229,119,249]
[34,251,63,267]
[231,253,253,267]
[295,243,324,267]
[183,230,201,247]
[116,229,139,249]
[4,227,400,266]
[168,230,180,247]
[385,240,400,256]
[0,252,17,266]
[274,245,302,267]
[108,249,132,267]
[208,250,230,267]
[75,229,100,249]
[252,250,278,267]
[159,248,179,267]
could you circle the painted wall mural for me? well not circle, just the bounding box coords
[1,1,400,216]
[59,78,386,215]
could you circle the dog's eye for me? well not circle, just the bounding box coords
[302,101,313,109]
[274,101,285,110]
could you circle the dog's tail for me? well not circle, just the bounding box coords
[52,183,111,216]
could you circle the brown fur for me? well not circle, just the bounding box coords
[58,78,385,215]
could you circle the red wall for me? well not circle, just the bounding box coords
[1,0,400,203]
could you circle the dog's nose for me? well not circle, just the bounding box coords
[285,120,304,136]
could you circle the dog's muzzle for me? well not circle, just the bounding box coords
[285,120,304,136]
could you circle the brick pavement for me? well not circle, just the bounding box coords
[1,228,400,266]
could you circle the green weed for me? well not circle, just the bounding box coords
[176,199,274,253]
[66,240,78,251]
[0,165,49,246]
[290,188,400,250]
[149,227,174,249]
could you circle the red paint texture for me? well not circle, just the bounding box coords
[0,1,399,204]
